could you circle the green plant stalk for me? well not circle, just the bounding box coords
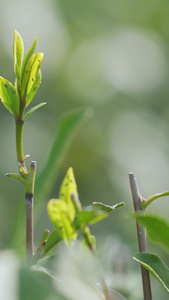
[140,191,169,209]
[15,120,24,163]
[129,172,152,300]
[25,161,36,259]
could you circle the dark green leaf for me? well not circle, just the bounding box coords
[135,213,169,252]
[24,102,46,120]
[133,252,169,293]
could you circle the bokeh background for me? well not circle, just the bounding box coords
[0,0,169,299]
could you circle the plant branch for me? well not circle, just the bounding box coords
[129,172,152,300]
[25,161,36,259]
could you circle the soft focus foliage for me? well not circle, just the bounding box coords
[1,0,169,299]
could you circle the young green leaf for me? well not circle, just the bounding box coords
[0,77,19,116]
[133,252,169,293]
[24,102,46,120]
[42,218,81,256]
[43,231,62,256]
[21,53,37,98]
[27,52,44,94]
[35,229,50,257]
[88,201,126,212]
[59,167,78,221]
[47,199,77,244]
[5,172,25,185]
[135,213,169,252]
[21,36,37,83]
[78,210,107,226]
[26,71,42,107]
[13,30,24,84]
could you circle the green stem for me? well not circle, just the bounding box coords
[15,120,24,163]
[141,191,169,209]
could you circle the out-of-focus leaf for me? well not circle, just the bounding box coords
[135,213,169,252]
[24,102,46,120]
[82,235,96,249]
[133,252,169,293]
[33,255,59,279]
[0,77,19,116]
[35,229,50,257]
[88,201,126,212]
[41,216,81,257]
[78,210,107,226]
[26,71,42,107]
[43,231,62,256]
[59,167,78,221]
[13,30,24,83]
[47,198,77,243]
[35,109,92,207]
[19,267,67,300]
[109,289,127,300]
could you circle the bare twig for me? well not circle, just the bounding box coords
[26,192,34,258]
[25,161,36,259]
[129,172,152,300]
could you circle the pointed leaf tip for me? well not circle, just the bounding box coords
[13,30,24,83]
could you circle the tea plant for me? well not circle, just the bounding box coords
[0,31,126,300]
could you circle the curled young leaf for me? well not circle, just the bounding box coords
[27,52,44,94]
[21,36,37,83]
[13,30,24,84]
[0,77,19,116]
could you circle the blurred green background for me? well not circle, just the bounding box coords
[1,0,169,298]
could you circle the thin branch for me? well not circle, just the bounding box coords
[129,172,152,300]
[25,161,36,260]
[26,192,34,258]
